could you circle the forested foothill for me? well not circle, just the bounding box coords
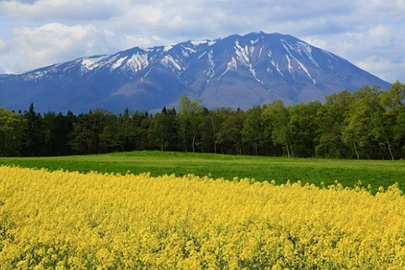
[1,82,404,159]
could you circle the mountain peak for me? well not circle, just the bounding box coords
[0,32,391,114]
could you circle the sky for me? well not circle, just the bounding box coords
[0,0,404,83]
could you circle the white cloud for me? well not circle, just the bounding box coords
[0,0,122,21]
[309,30,404,81]
[356,55,403,82]
[0,0,404,82]
[6,23,115,72]
[0,35,8,52]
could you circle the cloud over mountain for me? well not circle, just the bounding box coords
[0,0,404,82]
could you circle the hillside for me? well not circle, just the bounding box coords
[0,31,391,113]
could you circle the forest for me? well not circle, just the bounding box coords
[1,81,404,159]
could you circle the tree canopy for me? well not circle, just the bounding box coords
[1,82,405,159]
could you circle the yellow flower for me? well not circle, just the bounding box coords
[1,165,405,268]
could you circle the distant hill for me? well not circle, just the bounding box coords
[0,31,391,114]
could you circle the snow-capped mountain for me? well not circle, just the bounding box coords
[0,31,391,113]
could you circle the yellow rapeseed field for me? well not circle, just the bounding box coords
[1,165,405,269]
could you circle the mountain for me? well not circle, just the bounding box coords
[0,31,391,114]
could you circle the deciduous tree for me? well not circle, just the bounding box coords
[0,108,26,156]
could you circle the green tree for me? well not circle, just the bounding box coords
[262,100,292,157]
[113,108,136,152]
[135,111,152,150]
[342,86,390,159]
[380,81,405,158]
[216,108,246,154]
[198,109,222,153]
[148,107,179,151]
[42,111,58,156]
[99,113,120,153]
[70,109,115,154]
[288,101,322,157]
[21,103,45,156]
[0,108,26,156]
[115,109,151,152]
[315,90,353,158]
[178,96,205,152]
[42,111,75,156]
[242,106,264,155]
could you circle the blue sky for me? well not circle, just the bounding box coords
[0,0,404,83]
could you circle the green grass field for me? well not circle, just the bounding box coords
[1,151,404,193]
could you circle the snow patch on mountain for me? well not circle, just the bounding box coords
[327,59,334,70]
[81,56,108,72]
[208,40,217,46]
[270,59,284,77]
[190,40,209,46]
[282,39,315,83]
[181,45,197,56]
[258,47,263,58]
[228,57,238,71]
[234,40,253,66]
[286,55,293,73]
[163,45,173,52]
[234,40,262,83]
[296,42,319,68]
[250,66,262,84]
[111,57,127,70]
[250,39,259,45]
[161,55,183,74]
[218,57,238,80]
[198,52,207,59]
[206,50,215,81]
[125,53,149,73]
[323,50,339,61]
[24,70,49,80]
[181,50,189,58]
[296,58,316,84]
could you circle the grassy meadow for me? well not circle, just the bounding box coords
[1,151,404,193]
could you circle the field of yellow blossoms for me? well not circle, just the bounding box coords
[1,165,405,269]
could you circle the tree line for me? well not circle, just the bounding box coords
[1,82,404,159]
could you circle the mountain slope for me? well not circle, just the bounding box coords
[0,31,391,113]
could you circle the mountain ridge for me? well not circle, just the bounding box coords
[0,31,391,113]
